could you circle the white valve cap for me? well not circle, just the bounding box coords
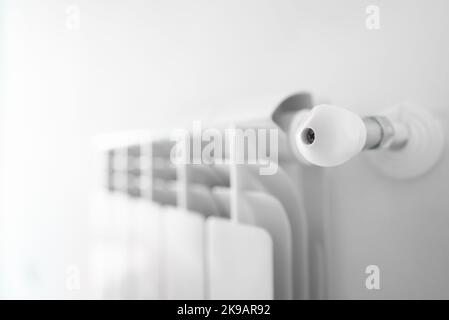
[295,104,367,167]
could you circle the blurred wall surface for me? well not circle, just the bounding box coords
[1,0,449,298]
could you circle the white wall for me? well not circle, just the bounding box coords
[1,0,449,298]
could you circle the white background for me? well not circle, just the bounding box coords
[1,0,449,298]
